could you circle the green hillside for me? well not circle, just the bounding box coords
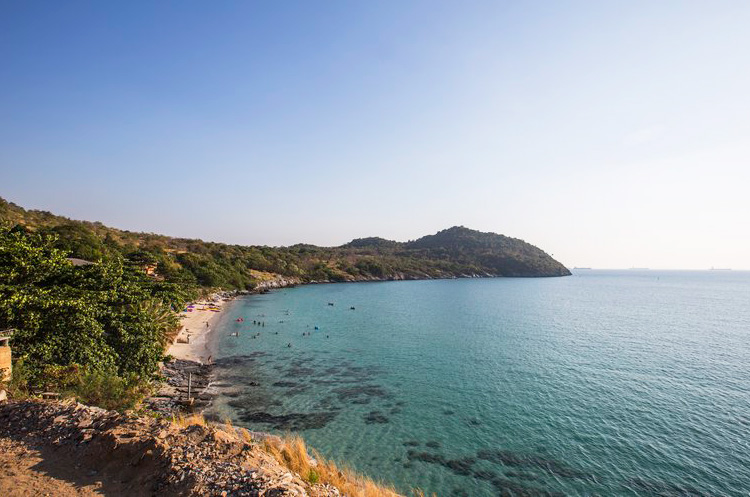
[0,196,570,290]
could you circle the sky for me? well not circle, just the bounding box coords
[2,1,749,269]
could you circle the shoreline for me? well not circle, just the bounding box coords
[167,295,234,364]
[147,293,240,414]
[152,274,561,415]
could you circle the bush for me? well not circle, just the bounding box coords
[4,356,33,399]
[72,370,150,411]
[307,469,320,484]
[2,358,150,411]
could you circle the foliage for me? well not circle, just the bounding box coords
[0,197,570,295]
[71,370,150,411]
[0,225,189,400]
[39,223,108,261]
[2,359,149,410]
[307,469,320,484]
[4,356,33,399]
[0,196,569,410]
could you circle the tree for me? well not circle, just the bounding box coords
[0,226,188,385]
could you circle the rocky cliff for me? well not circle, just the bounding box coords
[0,400,401,497]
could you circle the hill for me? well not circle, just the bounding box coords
[0,196,570,288]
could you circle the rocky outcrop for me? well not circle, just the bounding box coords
[0,400,343,496]
[253,276,302,292]
[145,359,214,415]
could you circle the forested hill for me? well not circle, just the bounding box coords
[0,196,570,290]
[342,227,570,277]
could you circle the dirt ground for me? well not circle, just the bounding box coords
[0,437,113,496]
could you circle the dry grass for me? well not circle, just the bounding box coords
[262,434,403,497]
[239,427,255,444]
[171,413,207,428]
[169,415,406,496]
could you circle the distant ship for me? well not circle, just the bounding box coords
[573,267,592,270]
[629,267,650,270]
[710,267,732,271]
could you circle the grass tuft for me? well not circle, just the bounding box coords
[171,413,207,428]
[262,434,402,497]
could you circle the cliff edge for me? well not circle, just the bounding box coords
[0,399,401,497]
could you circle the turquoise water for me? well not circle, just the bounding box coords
[207,271,750,496]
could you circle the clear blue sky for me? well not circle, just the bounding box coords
[2,1,749,269]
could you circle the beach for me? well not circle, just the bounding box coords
[146,294,236,414]
[167,297,231,363]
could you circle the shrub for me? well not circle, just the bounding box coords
[71,370,150,411]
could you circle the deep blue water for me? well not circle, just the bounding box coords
[207,271,750,496]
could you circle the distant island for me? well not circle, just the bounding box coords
[0,196,570,289]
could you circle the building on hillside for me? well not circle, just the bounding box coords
[0,329,13,382]
[143,263,158,276]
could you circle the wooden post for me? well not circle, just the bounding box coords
[187,372,192,401]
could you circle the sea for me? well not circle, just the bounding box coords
[205,270,750,496]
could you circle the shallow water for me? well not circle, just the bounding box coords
[207,271,750,496]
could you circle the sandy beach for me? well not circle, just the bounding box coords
[145,295,236,414]
[167,296,232,364]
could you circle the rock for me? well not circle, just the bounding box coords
[0,399,392,497]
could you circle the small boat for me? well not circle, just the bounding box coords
[327,302,334,306]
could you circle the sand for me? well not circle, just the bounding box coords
[167,298,231,364]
